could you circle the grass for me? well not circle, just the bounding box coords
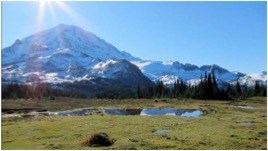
[2,97,213,111]
[2,97,267,150]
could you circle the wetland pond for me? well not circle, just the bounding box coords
[230,105,256,110]
[3,108,203,118]
[140,108,203,117]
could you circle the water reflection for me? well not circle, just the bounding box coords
[103,109,141,115]
[153,129,171,135]
[140,108,203,117]
[51,109,96,116]
[3,108,203,118]
[231,105,256,110]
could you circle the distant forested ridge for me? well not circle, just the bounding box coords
[2,71,266,100]
[137,71,266,100]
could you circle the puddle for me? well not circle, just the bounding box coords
[153,129,171,135]
[231,105,256,110]
[103,109,141,115]
[241,121,256,126]
[140,108,203,117]
[2,109,97,118]
[2,112,49,118]
[51,109,97,116]
[2,114,22,118]
[181,110,203,117]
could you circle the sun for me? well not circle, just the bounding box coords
[40,1,46,8]
[37,1,53,31]
[39,0,51,9]
[37,0,56,30]
[35,0,91,32]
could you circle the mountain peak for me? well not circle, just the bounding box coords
[53,24,82,30]
[13,39,22,45]
[200,64,229,74]
[3,24,139,63]
[55,23,70,28]
[48,24,88,36]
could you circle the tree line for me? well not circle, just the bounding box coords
[2,83,87,100]
[137,71,267,100]
[2,71,267,100]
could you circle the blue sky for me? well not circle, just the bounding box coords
[2,1,267,74]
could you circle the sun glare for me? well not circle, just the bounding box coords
[40,1,46,8]
[35,0,92,44]
[37,1,59,31]
[39,0,52,9]
[37,1,91,28]
[35,1,92,47]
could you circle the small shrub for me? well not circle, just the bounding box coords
[80,132,114,147]
[161,99,167,102]
[230,134,238,138]
[49,96,55,100]
[258,131,267,136]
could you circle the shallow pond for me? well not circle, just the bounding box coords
[231,105,256,110]
[140,108,203,117]
[153,129,171,135]
[103,109,141,115]
[3,108,203,118]
[241,121,256,126]
[51,109,97,116]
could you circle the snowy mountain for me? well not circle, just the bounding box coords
[89,59,153,87]
[131,60,248,86]
[2,24,150,95]
[235,71,267,86]
[2,24,139,66]
[2,24,266,92]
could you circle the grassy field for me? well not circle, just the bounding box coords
[2,97,267,150]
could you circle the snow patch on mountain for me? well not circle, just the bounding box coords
[158,75,180,85]
[132,60,246,85]
[187,79,201,86]
[235,71,267,86]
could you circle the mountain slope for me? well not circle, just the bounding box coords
[131,60,247,85]
[1,24,152,95]
[235,71,267,86]
[2,24,140,66]
[2,24,266,91]
[90,59,154,88]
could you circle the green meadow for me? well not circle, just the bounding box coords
[2,97,267,150]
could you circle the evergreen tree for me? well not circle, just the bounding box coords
[198,73,206,99]
[211,70,218,99]
[136,83,143,98]
[235,82,242,98]
[241,84,249,98]
[155,80,164,98]
[207,73,213,99]
[262,85,267,96]
[254,81,261,96]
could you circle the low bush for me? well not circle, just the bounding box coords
[80,132,114,147]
